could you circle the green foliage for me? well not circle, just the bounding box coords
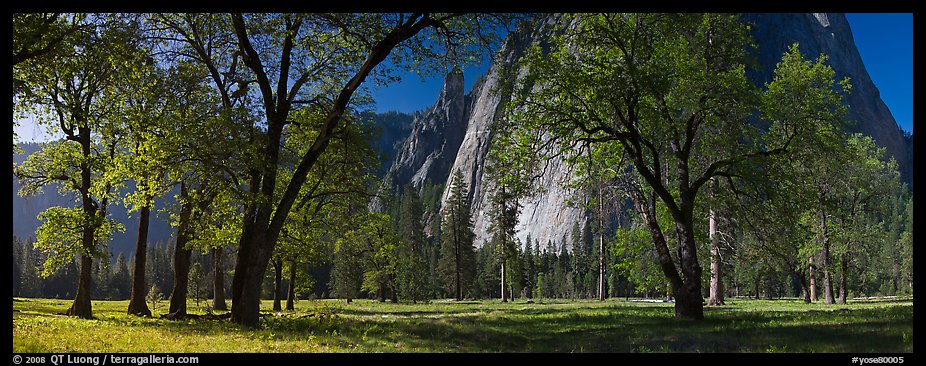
[396,185,432,303]
[611,223,668,297]
[146,285,164,314]
[33,207,122,278]
[438,171,477,299]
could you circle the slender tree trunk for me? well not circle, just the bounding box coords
[454,231,463,300]
[798,270,811,304]
[708,206,724,306]
[500,259,507,302]
[809,256,818,302]
[127,203,152,316]
[167,182,193,319]
[272,259,283,312]
[754,274,760,300]
[837,254,848,304]
[286,263,296,311]
[212,247,227,311]
[821,212,835,305]
[597,185,606,301]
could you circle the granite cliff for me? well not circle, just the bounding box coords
[381,13,913,248]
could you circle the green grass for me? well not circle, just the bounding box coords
[12,296,913,353]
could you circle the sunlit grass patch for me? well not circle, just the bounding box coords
[13,296,912,353]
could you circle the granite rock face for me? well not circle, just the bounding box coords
[383,13,913,248]
[383,71,468,192]
[743,13,912,185]
[438,15,583,247]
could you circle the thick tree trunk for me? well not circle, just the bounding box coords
[674,218,704,319]
[127,203,152,316]
[708,207,724,306]
[227,13,444,326]
[809,256,818,302]
[212,247,227,311]
[67,252,94,319]
[231,229,273,326]
[633,194,703,319]
[286,263,296,311]
[167,183,193,319]
[67,129,95,319]
[272,259,283,312]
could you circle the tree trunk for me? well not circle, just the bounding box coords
[633,193,703,319]
[708,206,724,306]
[167,182,193,319]
[754,273,761,300]
[226,13,448,326]
[212,247,227,311]
[597,185,606,301]
[837,254,848,304]
[455,236,463,301]
[127,203,152,317]
[272,259,283,312]
[67,129,95,319]
[798,270,811,304]
[673,214,704,319]
[286,263,296,311]
[500,259,507,303]
[67,252,94,319]
[809,255,818,302]
[230,231,272,326]
[821,213,835,305]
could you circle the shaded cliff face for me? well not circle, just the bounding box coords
[743,13,913,185]
[386,13,912,248]
[383,71,468,191]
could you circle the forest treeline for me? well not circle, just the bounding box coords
[12,13,912,325]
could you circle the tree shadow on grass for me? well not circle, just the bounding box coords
[14,298,912,353]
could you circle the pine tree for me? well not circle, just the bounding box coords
[438,171,476,300]
[488,182,519,302]
[397,185,432,302]
[523,236,535,299]
[111,253,132,300]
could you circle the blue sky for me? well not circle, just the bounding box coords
[371,13,914,134]
[845,13,913,134]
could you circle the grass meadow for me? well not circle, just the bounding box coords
[12,296,913,353]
